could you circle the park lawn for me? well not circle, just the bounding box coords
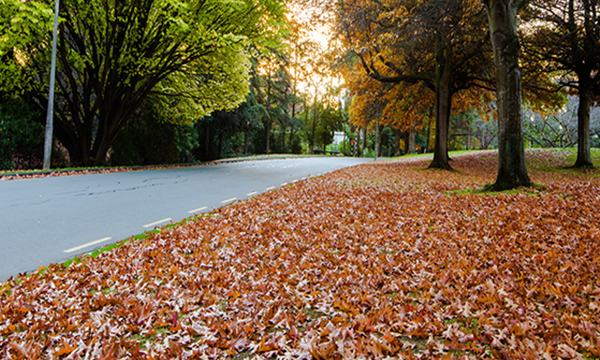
[1,149,599,359]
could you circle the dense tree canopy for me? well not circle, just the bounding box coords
[337,0,495,169]
[0,0,288,166]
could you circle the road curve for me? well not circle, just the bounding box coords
[0,157,372,281]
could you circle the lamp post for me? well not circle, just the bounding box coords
[42,0,60,170]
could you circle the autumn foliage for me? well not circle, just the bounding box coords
[1,150,599,359]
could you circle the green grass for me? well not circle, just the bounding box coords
[303,307,327,320]
[562,147,600,164]
[526,148,600,173]
[384,149,485,161]
[443,183,546,197]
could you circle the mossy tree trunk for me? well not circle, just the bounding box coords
[483,0,532,190]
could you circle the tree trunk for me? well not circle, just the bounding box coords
[361,127,367,157]
[93,138,112,166]
[466,130,471,150]
[429,56,452,169]
[282,124,287,152]
[265,118,271,155]
[574,80,594,168]
[377,125,384,157]
[405,128,416,155]
[425,114,432,153]
[310,116,317,152]
[483,0,531,190]
[394,128,402,156]
[289,127,295,153]
[354,129,361,157]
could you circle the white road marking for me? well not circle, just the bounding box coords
[221,197,237,204]
[188,206,208,214]
[302,177,307,180]
[292,179,298,183]
[266,186,276,191]
[247,191,258,196]
[143,218,171,228]
[281,182,288,186]
[64,237,112,253]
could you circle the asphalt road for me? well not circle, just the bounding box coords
[0,157,372,281]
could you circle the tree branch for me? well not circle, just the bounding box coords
[355,51,433,84]
[514,0,531,12]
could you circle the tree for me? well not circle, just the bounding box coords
[0,0,287,166]
[482,0,532,190]
[337,0,495,169]
[523,0,600,168]
[345,69,432,155]
[249,53,297,155]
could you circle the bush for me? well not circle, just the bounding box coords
[0,96,44,170]
[110,101,198,166]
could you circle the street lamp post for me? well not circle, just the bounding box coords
[42,0,60,170]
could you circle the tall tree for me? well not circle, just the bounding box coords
[0,0,287,165]
[337,0,494,169]
[482,0,532,190]
[250,53,295,155]
[345,69,434,155]
[523,0,600,168]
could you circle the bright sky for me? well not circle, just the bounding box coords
[285,4,343,103]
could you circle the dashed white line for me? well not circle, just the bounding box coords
[281,182,288,186]
[221,197,237,204]
[266,186,276,191]
[188,206,208,214]
[143,218,171,228]
[247,191,258,196]
[64,237,112,253]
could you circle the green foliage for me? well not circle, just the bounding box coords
[153,46,253,124]
[0,0,288,166]
[316,107,345,149]
[301,101,346,152]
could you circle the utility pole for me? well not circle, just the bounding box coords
[43,0,60,169]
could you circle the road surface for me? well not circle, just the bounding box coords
[0,157,372,281]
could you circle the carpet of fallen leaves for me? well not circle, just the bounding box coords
[1,149,599,359]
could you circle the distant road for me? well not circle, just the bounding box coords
[0,157,372,281]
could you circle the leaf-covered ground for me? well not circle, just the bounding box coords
[1,149,599,359]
